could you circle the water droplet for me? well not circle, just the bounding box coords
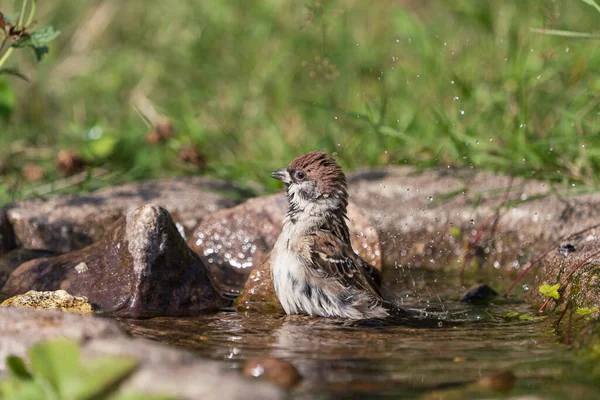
[493,261,500,269]
[428,196,434,201]
[469,219,475,225]
[453,96,459,100]
[460,110,465,115]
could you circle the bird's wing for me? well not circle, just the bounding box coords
[306,230,384,301]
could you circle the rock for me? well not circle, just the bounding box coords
[6,177,247,253]
[3,204,224,317]
[243,358,302,389]
[0,210,17,256]
[460,284,498,304]
[346,167,600,312]
[347,167,600,273]
[190,193,381,296]
[0,307,125,367]
[0,307,282,400]
[526,235,600,314]
[0,248,57,288]
[86,338,282,400]
[236,258,283,313]
[1,289,94,314]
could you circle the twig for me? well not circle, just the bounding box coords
[555,302,569,332]
[538,296,552,314]
[459,178,513,284]
[563,248,600,283]
[566,302,573,345]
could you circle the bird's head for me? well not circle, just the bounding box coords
[271,150,348,214]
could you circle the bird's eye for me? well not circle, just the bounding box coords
[294,170,306,181]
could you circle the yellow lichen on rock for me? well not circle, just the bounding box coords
[0,289,94,314]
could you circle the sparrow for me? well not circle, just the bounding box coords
[269,150,388,319]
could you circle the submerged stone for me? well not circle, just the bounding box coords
[2,204,224,317]
[243,358,302,389]
[460,284,499,304]
[1,289,94,314]
[6,177,245,254]
[190,193,381,296]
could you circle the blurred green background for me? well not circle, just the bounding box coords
[0,0,599,206]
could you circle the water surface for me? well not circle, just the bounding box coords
[118,269,600,399]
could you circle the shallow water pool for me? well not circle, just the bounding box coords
[118,269,600,399]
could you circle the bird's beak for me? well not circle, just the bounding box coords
[270,169,291,184]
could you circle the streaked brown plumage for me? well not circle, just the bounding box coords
[269,150,388,319]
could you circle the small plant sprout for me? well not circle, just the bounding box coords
[0,0,60,77]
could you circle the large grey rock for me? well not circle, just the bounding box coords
[189,193,381,296]
[6,177,246,253]
[0,307,282,400]
[3,204,225,317]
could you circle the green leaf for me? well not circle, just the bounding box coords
[30,26,60,44]
[504,311,520,318]
[5,356,32,380]
[1,13,19,24]
[0,379,48,400]
[0,68,29,82]
[61,356,138,399]
[11,26,60,61]
[539,283,560,300]
[576,307,598,316]
[529,28,600,39]
[28,339,81,396]
[518,314,546,321]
